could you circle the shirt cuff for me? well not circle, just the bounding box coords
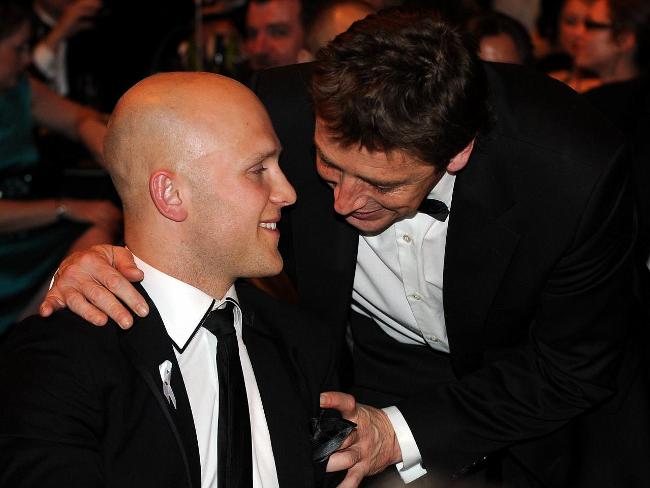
[383,406,428,483]
[32,43,57,78]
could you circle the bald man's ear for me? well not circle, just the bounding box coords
[446,139,475,174]
[150,171,188,222]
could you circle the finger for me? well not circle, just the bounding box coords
[65,278,125,325]
[326,448,360,473]
[320,391,356,415]
[39,290,66,317]
[100,272,147,319]
[336,466,366,488]
[63,288,110,326]
[113,247,145,283]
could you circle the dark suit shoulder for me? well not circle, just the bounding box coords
[483,62,625,166]
[2,309,123,360]
[0,311,127,457]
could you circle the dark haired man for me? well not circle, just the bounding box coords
[41,8,649,488]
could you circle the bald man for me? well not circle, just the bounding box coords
[0,73,341,488]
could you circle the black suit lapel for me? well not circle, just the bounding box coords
[241,309,317,488]
[444,135,521,376]
[119,284,201,488]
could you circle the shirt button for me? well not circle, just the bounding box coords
[426,334,440,343]
[409,293,422,301]
[402,234,412,243]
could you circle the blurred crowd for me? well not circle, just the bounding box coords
[1,0,649,332]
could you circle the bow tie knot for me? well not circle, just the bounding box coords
[418,198,449,222]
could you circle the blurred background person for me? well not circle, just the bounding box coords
[30,0,106,107]
[243,0,305,70]
[468,10,534,64]
[547,0,602,91]
[574,0,649,87]
[0,0,121,335]
[300,0,375,61]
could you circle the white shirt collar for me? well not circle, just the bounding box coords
[425,171,455,210]
[133,254,239,351]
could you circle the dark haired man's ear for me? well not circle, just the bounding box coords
[149,171,188,222]
[447,138,475,173]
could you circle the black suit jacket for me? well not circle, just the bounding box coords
[583,78,650,305]
[252,62,650,486]
[0,282,338,488]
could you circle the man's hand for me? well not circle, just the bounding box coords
[322,392,402,488]
[40,245,148,328]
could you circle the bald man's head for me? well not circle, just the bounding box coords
[105,72,263,211]
[103,72,296,295]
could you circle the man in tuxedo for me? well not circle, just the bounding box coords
[0,72,343,488]
[40,8,650,488]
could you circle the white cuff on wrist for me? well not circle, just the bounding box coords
[382,406,428,483]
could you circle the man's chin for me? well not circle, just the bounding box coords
[345,215,392,236]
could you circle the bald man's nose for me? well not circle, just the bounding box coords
[271,172,297,207]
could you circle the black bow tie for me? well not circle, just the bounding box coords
[418,198,449,221]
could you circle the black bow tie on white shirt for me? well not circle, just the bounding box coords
[418,198,450,222]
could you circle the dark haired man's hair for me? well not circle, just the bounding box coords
[312,7,488,170]
[608,0,650,73]
[0,0,31,41]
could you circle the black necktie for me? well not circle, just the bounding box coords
[202,301,252,488]
[418,198,449,221]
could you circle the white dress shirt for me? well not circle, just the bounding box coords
[352,172,456,483]
[135,255,279,488]
[32,6,69,96]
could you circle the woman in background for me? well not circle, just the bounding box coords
[573,0,649,86]
[0,0,120,334]
[548,0,602,91]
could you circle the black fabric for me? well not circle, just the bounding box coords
[348,311,456,408]
[202,302,252,488]
[418,198,450,222]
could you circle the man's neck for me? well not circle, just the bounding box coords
[126,241,234,301]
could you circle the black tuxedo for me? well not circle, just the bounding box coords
[252,62,650,486]
[0,282,338,488]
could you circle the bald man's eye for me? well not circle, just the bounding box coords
[250,165,268,175]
